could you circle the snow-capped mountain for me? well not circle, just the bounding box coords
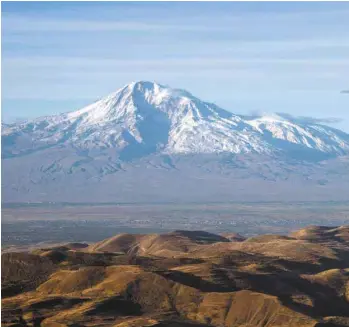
[2,81,349,203]
[3,81,349,159]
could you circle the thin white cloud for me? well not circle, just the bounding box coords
[2,15,225,32]
[3,8,349,33]
[3,32,349,54]
[2,56,348,101]
[2,67,347,100]
[3,56,349,69]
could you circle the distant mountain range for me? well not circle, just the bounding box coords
[2,81,349,203]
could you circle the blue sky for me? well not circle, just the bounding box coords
[2,2,349,130]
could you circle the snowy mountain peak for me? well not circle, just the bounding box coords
[66,81,199,125]
[127,80,194,99]
[2,81,349,160]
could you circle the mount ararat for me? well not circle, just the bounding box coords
[2,81,349,203]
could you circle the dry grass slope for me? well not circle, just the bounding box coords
[2,227,349,327]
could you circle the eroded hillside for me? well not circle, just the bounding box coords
[2,226,349,327]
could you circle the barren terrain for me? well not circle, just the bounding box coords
[2,225,349,326]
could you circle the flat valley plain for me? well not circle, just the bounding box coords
[2,201,349,249]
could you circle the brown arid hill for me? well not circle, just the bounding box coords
[2,226,349,327]
[219,233,246,242]
[290,226,349,243]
